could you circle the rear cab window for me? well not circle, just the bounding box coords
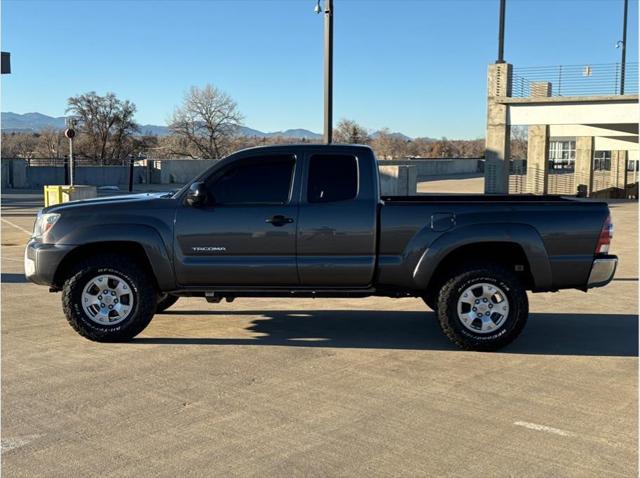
[307,154,358,203]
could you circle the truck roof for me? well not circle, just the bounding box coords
[230,143,374,156]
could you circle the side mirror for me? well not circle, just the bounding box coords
[186,181,209,207]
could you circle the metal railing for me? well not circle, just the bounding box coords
[511,62,638,98]
[2,157,144,167]
[509,165,580,195]
[509,164,638,196]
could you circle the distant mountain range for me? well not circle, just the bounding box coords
[1,112,414,140]
[1,112,324,139]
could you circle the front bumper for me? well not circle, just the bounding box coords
[587,255,618,288]
[24,240,74,287]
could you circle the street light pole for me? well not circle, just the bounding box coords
[65,119,77,186]
[496,0,506,63]
[620,0,628,95]
[323,0,334,144]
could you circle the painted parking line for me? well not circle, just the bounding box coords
[1,218,32,235]
[1,434,43,454]
[514,421,575,437]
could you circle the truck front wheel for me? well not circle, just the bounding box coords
[437,265,528,351]
[61,255,157,342]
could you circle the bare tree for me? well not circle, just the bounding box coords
[371,128,408,159]
[510,126,528,160]
[66,91,138,162]
[333,119,370,144]
[0,132,39,158]
[168,85,243,159]
[37,127,65,158]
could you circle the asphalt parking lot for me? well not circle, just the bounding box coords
[1,190,637,477]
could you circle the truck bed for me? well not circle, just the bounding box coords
[382,194,572,203]
[377,195,609,292]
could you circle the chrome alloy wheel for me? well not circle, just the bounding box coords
[81,274,135,325]
[456,282,510,334]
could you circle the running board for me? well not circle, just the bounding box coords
[172,287,379,300]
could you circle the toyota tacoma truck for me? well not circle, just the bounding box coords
[24,144,617,350]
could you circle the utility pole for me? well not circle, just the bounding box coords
[1,52,10,74]
[323,0,334,143]
[620,0,628,94]
[496,0,506,63]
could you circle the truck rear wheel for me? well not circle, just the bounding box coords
[156,293,179,313]
[437,265,528,351]
[61,255,157,342]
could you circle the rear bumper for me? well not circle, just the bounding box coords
[587,255,617,288]
[24,240,74,287]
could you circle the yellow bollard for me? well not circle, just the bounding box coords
[43,185,96,206]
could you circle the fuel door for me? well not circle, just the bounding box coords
[431,212,456,232]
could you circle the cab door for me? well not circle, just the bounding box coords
[174,153,300,286]
[296,149,378,287]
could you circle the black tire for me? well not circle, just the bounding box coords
[422,294,437,312]
[62,254,157,342]
[156,293,179,313]
[437,264,528,351]
[422,280,442,312]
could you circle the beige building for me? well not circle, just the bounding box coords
[485,62,639,195]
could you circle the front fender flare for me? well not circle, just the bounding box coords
[412,223,552,291]
[56,224,176,290]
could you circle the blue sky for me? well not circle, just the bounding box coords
[2,0,637,138]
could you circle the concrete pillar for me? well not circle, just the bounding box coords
[526,125,549,194]
[524,82,552,195]
[530,81,552,98]
[574,137,594,195]
[484,63,512,194]
[611,150,628,190]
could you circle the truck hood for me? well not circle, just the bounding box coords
[43,191,174,214]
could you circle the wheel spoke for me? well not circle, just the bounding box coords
[459,293,474,306]
[115,281,130,297]
[480,315,495,332]
[459,312,472,324]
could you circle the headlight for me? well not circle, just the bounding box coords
[33,212,60,239]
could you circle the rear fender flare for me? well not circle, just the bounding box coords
[412,223,552,291]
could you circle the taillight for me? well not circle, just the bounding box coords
[596,214,613,255]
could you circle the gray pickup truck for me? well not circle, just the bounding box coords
[25,144,617,350]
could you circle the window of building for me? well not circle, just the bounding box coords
[548,139,576,170]
[207,155,295,205]
[307,154,358,203]
[593,151,612,171]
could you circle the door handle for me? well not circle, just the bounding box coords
[266,215,294,226]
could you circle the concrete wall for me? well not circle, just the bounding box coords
[27,166,65,188]
[379,165,418,196]
[381,159,479,179]
[150,159,218,184]
[2,159,28,188]
[1,160,10,188]
[4,158,478,192]
[2,160,147,189]
[24,165,147,189]
[74,166,147,187]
